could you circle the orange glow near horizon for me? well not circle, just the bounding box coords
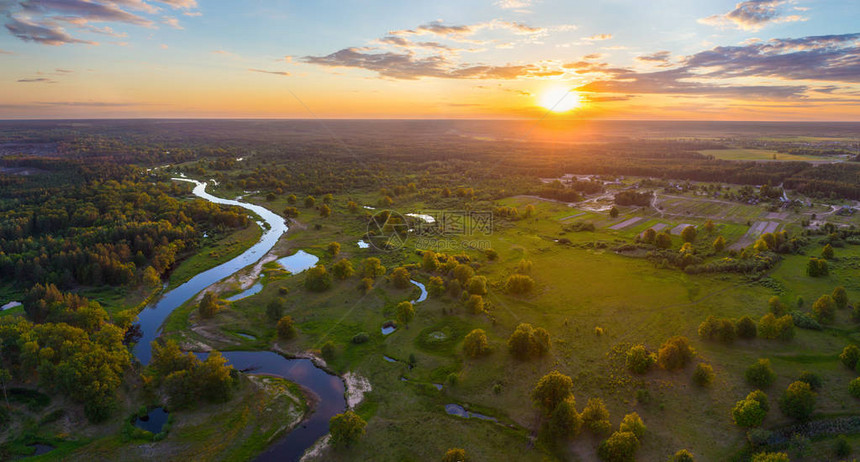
[538,86,582,113]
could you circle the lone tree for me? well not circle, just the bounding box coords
[507,323,551,360]
[581,398,612,435]
[277,315,296,339]
[822,243,835,259]
[327,242,341,256]
[304,265,332,292]
[839,344,860,370]
[779,381,816,421]
[619,412,646,439]
[463,329,490,358]
[442,448,469,462]
[505,274,535,294]
[832,286,849,309]
[732,390,769,428]
[609,206,619,218]
[396,301,415,327]
[625,345,656,374]
[329,410,366,446]
[319,204,332,218]
[680,225,697,243]
[713,235,726,252]
[812,294,836,324]
[550,396,582,439]
[390,267,412,289]
[532,370,573,415]
[362,257,386,279]
[657,336,695,371]
[692,363,715,387]
[746,358,777,389]
[332,259,355,280]
[673,449,695,462]
[198,292,220,319]
[597,430,640,462]
[304,195,316,208]
[704,220,715,233]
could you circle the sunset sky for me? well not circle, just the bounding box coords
[0,0,858,119]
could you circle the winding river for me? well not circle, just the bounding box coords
[131,179,345,461]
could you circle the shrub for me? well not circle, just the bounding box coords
[789,311,821,330]
[758,313,794,340]
[485,249,499,261]
[331,259,355,279]
[673,449,695,462]
[625,345,656,374]
[692,363,715,387]
[582,398,612,435]
[619,412,645,439]
[657,336,695,371]
[835,434,852,457]
[507,323,551,360]
[321,341,336,361]
[505,274,535,294]
[597,431,639,462]
[304,265,332,292]
[327,242,340,256]
[532,371,573,415]
[266,299,284,321]
[390,267,412,289]
[550,396,582,439]
[751,452,789,462]
[465,294,485,314]
[806,257,828,277]
[329,410,366,446]
[737,316,758,339]
[797,371,822,391]
[698,316,736,343]
[812,295,836,324]
[351,332,370,344]
[779,381,816,421]
[746,359,776,389]
[849,377,860,399]
[732,393,768,428]
[833,286,849,309]
[466,276,488,295]
[427,276,445,297]
[395,301,415,326]
[442,448,469,462]
[840,345,860,370]
[463,329,490,358]
[277,316,296,340]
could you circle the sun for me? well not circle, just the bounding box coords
[538,86,582,112]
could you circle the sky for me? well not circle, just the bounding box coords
[0,0,858,120]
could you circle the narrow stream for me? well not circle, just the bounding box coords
[131,179,346,462]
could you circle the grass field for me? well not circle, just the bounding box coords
[699,148,840,162]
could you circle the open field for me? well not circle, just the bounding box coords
[699,149,841,162]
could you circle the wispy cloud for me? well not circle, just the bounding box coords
[248,68,290,76]
[584,33,612,41]
[18,77,57,83]
[698,0,807,31]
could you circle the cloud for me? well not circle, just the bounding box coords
[389,19,545,42]
[211,49,238,57]
[5,16,96,45]
[0,49,14,54]
[248,68,290,76]
[20,0,154,26]
[18,77,57,83]
[376,35,461,52]
[636,50,671,63]
[153,0,196,8]
[161,15,181,28]
[495,0,537,10]
[698,0,806,31]
[584,33,612,41]
[54,68,72,73]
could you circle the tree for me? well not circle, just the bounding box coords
[329,410,366,446]
[822,243,834,259]
[746,359,777,388]
[442,448,469,462]
[198,292,220,319]
[751,453,789,462]
[619,412,645,439]
[737,316,758,339]
[507,323,550,360]
[283,206,299,219]
[347,201,359,213]
[807,257,829,277]
[466,276,488,296]
[524,204,536,218]
[327,242,341,256]
[550,396,582,439]
[642,228,656,244]
[655,232,673,249]
[422,251,439,272]
[673,449,695,462]
[609,206,619,218]
[812,295,836,323]
[287,194,297,204]
[465,294,484,314]
[505,274,535,294]
[362,257,386,279]
[680,226,697,243]
[304,265,332,292]
[657,336,695,371]
[463,329,490,358]
[332,259,355,280]
[266,299,284,321]
[839,344,860,370]
[712,235,726,252]
[780,381,816,421]
[698,316,736,343]
[597,431,639,462]
[390,267,412,289]
[732,393,768,428]
[323,193,333,204]
[360,277,374,293]
[582,398,612,435]
[625,345,656,374]
[797,371,822,391]
[277,316,296,339]
[396,301,415,326]
[692,363,715,387]
[452,264,475,285]
[532,370,573,415]
[849,377,860,399]
[757,313,794,340]
[319,204,332,218]
[428,276,445,297]
[304,195,316,208]
[704,220,715,233]
[142,265,161,287]
[832,286,849,309]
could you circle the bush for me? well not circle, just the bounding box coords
[732,391,768,428]
[833,286,849,309]
[331,259,355,280]
[351,332,370,344]
[304,265,332,292]
[789,311,821,330]
[698,316,736,343]
[657,336,695,371]
[442,448,469,462]
[840,345,860,370]
[505,274,535,294]
[277,316,296,340]
[390,267,412,289]
[466,276,488,295]
[550,396,582,439]
[266,299,284,321]
[582,398,612,435]
[672,449,695,462]
[752,452,789,462]
[797,371,822,391]
[779,381,816,421]
[465,294,484,314]
[746,359,776,389]
[758,313,794,340]
[427,276,445,297]
[835,434,852,457]
[737,316,758,339]
[692,363,715,387]
[806,257,829,277]
[812,295,836,324]
[329,410,366,446]
[619,412,645,439]
[463,329,490,358]
[321,341,336,361]
[507,323,551,360]
[625,345,656,374]
[597,431,640,462]
[849,377,860,399]
[396,301,415,326]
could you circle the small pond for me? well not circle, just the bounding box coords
[406,213,435,223]
[1,301,22,311]
[26,443,54,456]
[236,333,257,341]
[226,282,263,301]
[276,250,319,274]
[383,355,397,363]
[410,280,427,303]
[444,404,497,422]
[357,239,369,249]
[134,407,170,434]
[381,321,397,335]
